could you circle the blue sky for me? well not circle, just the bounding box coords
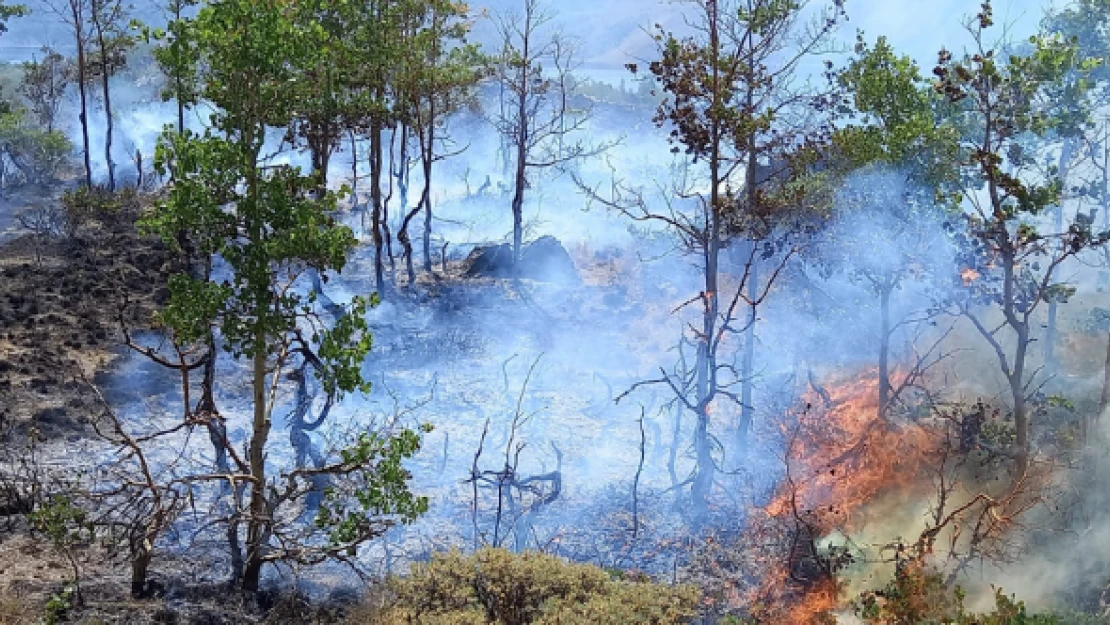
[845,0,1049,66]
[567,0,1055,71]
[0,0,1057,71]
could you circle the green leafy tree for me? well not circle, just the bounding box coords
[824,34,960,417]
[20,47,70,134]
[934,2,1109,476]
[1037,0,1110,371]
[0,1,27,35]
[0,107,71,189]
[30,495,92,608]
[343,0,411,295]
[855,563,1109,624]
[396,0,481,282]
[145,0,428,591]
[148,0,199,136]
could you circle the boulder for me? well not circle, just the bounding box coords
[520,235,579,283]
[463,242,514,279]
[464,236,579,283]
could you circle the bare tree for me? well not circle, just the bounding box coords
[491,0,592,272]
[88,0,132,191]
[21,47,70,134]
[45,0,93,187]
[467,355,563,552]
[582,0,844,524]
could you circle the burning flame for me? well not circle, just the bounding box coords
[756,372,940,621]
[960,267,980,285]
[767,375,935,531]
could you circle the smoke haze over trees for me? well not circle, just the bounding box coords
[3,0,1110,623]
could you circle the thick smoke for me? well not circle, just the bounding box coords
[32,0,1110,616]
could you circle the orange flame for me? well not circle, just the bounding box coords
[961,267,980,285]
[754,371,941,621]
[767,375,935,531]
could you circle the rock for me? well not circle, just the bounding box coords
[463,242,514,279]
[464,236,579,283]
[520,236,580,283]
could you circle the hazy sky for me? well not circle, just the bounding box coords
[845,0,1049,65]
[0,0,1057,72]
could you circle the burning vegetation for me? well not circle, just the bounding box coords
[3,0,1110,622]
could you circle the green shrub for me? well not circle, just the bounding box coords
[353,548,699,625]
[0,108,70,188]
[42,585,74,625]
[854,562,1110,625]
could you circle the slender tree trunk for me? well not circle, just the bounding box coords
[242,335,269,592]
[1045,138,1075,372]
[73,10,92,188]
[736,86,758,450]
[423,182,434,272]
[381,126,397,277]
[130,542,151,597]
[92,0,115,191]
[310,123,332,197]
[878,283,891,418]
[510,136,526,275]
[369,120,385,295]
[1092,330,1110,444]
[510,16,530,275]
[738,253,757,439]
[692,234,718,523]
[401,128,432,285]
[396,124,409,213]
[422,96,436,273]
[690,0,723,525]
[1012,326,1030,479]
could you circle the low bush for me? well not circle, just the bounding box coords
[350,548,699,625]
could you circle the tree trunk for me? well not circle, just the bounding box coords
[422,98,436,273]
[381,126,397,277]
[423,183,434,272]
[369,120,385,295]
[395,124,409,215]
[1045,138,1075,372]
[510,17,530,276]
[510,142,526,275]
[73,10,92,188]
[738,253,758,440]
[878,283,891,418]
[691,0,724,525]
[1011,325,1030,479]
[736,87,758,450]
[130,542,151,598]
[242,336,270,592]
[401,129,432,285]
[310,124,332,197]
[349,130,358,206]
[92,0,115,192]
[1097,330,1110,440]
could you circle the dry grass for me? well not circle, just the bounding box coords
[0,593,36,625]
